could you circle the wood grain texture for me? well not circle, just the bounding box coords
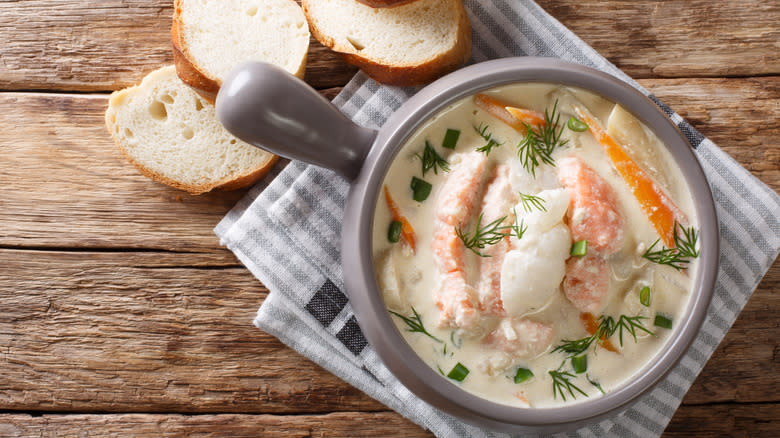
[0,1,777,92]
[537,0,780,78]
[0,248,775,413]
[0,413,432,437]
[0,403,777,437]
[0,88,336,252]
[0,0,355,92]
[0,77,776,251]
[0,249,383,413]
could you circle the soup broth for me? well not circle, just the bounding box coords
[372,83,699,408]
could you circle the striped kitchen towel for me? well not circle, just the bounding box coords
[215,0,780,436]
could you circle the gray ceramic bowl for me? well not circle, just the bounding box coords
[216,57,718,433]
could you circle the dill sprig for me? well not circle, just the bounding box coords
[613,315,656,346]
[516,100,568,177]
[414,140,449,176]
[586,374,605,394]
[388,307,443,343]
[518,192,547,212]
[552,314,655,356]
[510,207,528,241]
[642,222,700,271]
[474,122,504,155]
[549,370,587,401]
[455,213,511,257]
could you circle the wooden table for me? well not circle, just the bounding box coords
[1,1,777,436]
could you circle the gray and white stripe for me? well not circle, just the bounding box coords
[216,0,780,436]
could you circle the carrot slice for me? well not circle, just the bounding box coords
[573,106,686,247]
[474,94,545,132]
[580,312,619,353]
[383,186,416,253]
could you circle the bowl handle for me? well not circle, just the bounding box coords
[216,62,377,180]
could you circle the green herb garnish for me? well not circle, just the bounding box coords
[447,362,470,382]
[410,177,432,202]
[388,307,443,343]
[450,331,462,348]
[415,140,449,176]
[514,367,534,384]
[642,222,700,270]
[586,374,605,394]
[442,128,461,149]
[640,286,651,307]
[510,208,528,241]
[567,116,589,132]
[518,192,547,212]
[455,213,511,257]
[654,314,673,329]
[516,100,568,177]
[570,240,588,257]
[550,370,587,401]
[474,122,504,155]
[553,314,655,355]
[612,315,655,346]
[571,355,587,374]
[388,221,402,243]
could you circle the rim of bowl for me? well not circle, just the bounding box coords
[342,57,719,432]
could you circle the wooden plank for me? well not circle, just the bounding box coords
[0,413,432,437]
[0,0,354,92]
[0,250,383,414]
[0,249,776,413]
[0,88,334,252]
[683,262,780,404]
[0,402,778,437]
[664,403,780,437]
[1,77,777,251]
[538,0,780,78]
[0,1,777,92]
[639,77,780,181]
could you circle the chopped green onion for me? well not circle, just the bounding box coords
[410,177,432,202]
[437,365,445,376]
[442,128,461,149]
[514,367,534,384]
[387,221,402,243]
[654,314,673,329]
[571,355,588,374]
[640,286,651,307]
[570,240,588,257]
[567,116,588,132]
[447,362,470,382]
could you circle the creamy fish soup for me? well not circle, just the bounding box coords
[372,83,701,408]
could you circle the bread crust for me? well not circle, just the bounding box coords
[303,0,471,86]
[354,0,420,8]
[104,67,278,195]
[171,0,307,103]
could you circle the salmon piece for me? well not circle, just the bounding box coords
[436,272,479,329]
[563,252,611,314]
[431,152,488,329]
[558,156,624,255]
[476,165,515,316]
[482,318,554,358]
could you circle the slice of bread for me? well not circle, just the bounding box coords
[172,0,310,102]
[354,0,419,8]
[302,0,471,86]
[105,66,278,195]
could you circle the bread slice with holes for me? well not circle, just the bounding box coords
[105,66,278,195]
[172,0,310,103]
[302,0,471,86]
